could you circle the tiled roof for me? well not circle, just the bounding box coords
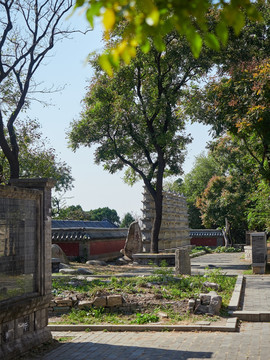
[52,219,118,229]
[189,229,223,237]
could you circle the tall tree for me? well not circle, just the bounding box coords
[69,30,217,252]
[73,0,261,74]
[0,0,86,181]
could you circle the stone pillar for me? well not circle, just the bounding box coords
[251,232,267,274]
[10,178,55,297]
[0,178,55,360]
[175,248,191,275]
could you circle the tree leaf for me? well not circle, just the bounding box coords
[216,21,228,46]
[103,8,115,31]
[205,33,220,51]
[190,33,202,58]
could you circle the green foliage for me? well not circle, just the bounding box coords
[214,246,241,253]
[191,246,212,254]
[89,207,120,225]
[132,313,159,324]
[120,212,135,228]
[74,0,261,74]
[53,205,120,225]
[70,28,220,251]
[246,181,270,232]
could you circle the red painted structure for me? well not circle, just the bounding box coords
[189,230,224,247]
[89,239,126,255]
[52,220,127,261]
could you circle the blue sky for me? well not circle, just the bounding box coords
[24,12,211,220]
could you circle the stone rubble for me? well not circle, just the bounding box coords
[188,290,222,316]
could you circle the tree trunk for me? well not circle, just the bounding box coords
[150,191,163,253]
[150,156,164,253]
[9,156,20,179]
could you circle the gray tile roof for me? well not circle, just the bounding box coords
[52,219,118,229]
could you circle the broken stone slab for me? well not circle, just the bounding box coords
[200,294,212,305]
[78,300,94,309]
[107,295,123,307]
[86,260,107,266]
[59,268,78,275]
[188,299,196,313]
[203,281,220,291]
[121,221,142,259]
[157,311,168,319]
[59,263,71,269]
[195,304,209,314]
[194,291,222,316]
[77,268,94,275]
[54,298,73,307]
[208,295,222,315]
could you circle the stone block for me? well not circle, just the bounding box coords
[92,296,107,307]
[188,299,196,313]
[55,298,73,307]
[175,248,191,275]
[209,295,222,315]
[252,265,266,274]
[200,294,212,305]
[107,295,123,307]
[203,281,220,291]
[78,300,94,309]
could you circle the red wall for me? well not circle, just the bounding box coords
[90,239,126,255]
[190,237,219,247]
[57,242,79,256]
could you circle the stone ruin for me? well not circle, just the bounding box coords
[0,179,54,360]
[140,187,190,252]
[121,221,142,260]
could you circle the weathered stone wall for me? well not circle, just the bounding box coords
[0,179,54,360]
[140,188,190,252]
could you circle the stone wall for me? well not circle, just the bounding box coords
[0,179,54,360]
[140,188,190,252]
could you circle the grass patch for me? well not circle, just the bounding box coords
[51,267,236,325]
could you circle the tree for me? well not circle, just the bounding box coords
[0,0,86,181]
[54,204,87,220]
[185,6,270,183]
[74,0,261,74]
[0,118,74,192]
[68,28,221,253]
[196,136,262,241]
[247,181,270,232]
[88,207,120,225]
[120,212,135,228]
[53,204,121,225]
[191,59,270,184]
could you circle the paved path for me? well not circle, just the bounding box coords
[191,252,251,275]
[42,323,270,360]
[242,275,270,311]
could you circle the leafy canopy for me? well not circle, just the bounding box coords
[74,0,261,74]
